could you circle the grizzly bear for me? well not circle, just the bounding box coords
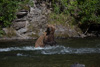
[35,25,56,47]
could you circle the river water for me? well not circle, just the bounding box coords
[0,38,100,67]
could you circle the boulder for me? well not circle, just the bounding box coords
[71,63,85,67]
[17,11,28,18]
[17,11,27,15]
[12,20,29,30]
[2,27,17,37]
[17,28,27,34]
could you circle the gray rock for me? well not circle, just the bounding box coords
[12,20,29,30]
[34,8,41,15]
[15,31,29,39]
[17,11,28,18]
[3,28,9,34]
[25,32,36,36]
[17,28,28,34]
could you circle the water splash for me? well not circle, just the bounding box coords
[0,45,100,54]
[41,46,100,54]
[17,53,29,57]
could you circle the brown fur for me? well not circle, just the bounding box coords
[35,25,56,47]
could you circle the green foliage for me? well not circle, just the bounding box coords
[0,26,4,37]
[48,13,67,24]
[0,0,33,27]
[74,0,100,24]
[48,12,75,26]
[0,0,18,27]
[53,4,60,14]
[0,30,3,37]
[0,0,33,37]
[51,0,100,25]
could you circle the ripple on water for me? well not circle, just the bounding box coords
[0,45,100,55]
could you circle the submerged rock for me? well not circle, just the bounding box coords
[71,63,85,67]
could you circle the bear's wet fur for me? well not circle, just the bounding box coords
[35,25,56,47]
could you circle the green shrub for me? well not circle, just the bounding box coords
[0,0,18,27]
[0,0,33,27]
[0,26,4,37]
[50,0,100,25]
[0,0,33,36]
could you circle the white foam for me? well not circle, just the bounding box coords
[0,46,35,52]
[0,45,100,54]
[17,53,28,56]
[17,53,23,56]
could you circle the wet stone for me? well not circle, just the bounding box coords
[71,63,85,67]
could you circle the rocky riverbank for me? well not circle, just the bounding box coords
[1,0,86,39]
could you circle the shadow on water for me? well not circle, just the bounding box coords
[0,38,100,67]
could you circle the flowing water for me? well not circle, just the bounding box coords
[0,38,100,67]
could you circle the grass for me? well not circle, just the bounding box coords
[5,27,16,38]
[48,12,76,27]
